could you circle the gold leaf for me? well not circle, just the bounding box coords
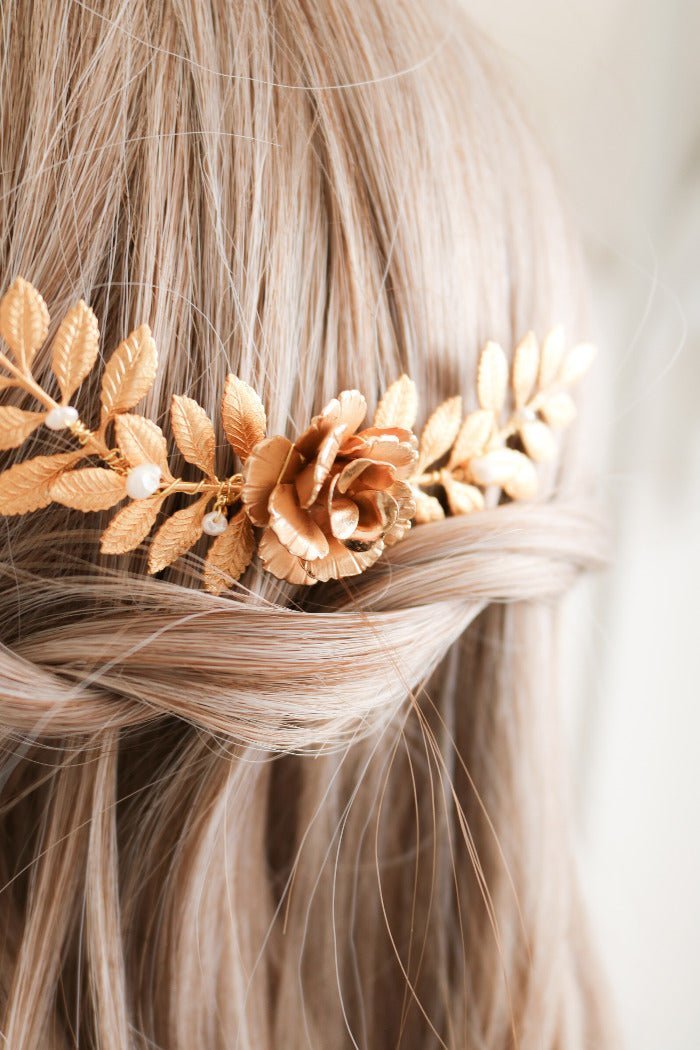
[519,420,557,462]
[171,395,216,476]
[147,496,208,574]
[50,468,127,511]
[502,452,538,501]
[442,474,485,515]
[477,341,509,412]
[100,324,157,418]
[203,508,255,594]
[469,448,537,500]
[100,495,165,555]
[115,414,172,476]
[417,396,462,472]
[559,341,597,386]
[373,375,418,430]
[540,391,577,429]
[221,375,266,462]
[512,332,540,408]
[447,410,493,468]
[539,326,566,387]
[51,300,100,402]
[0,451,84,515]
[0,407,45,450]
[412,488,445,524]
[0,278,49,370]
[468,447,526,487]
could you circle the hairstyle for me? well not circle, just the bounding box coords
[0,1,613,1047]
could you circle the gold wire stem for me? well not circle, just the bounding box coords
[67,419,130,474]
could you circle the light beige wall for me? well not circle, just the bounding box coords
[464,2,700,1047]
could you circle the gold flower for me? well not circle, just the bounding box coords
[242,390,418,584]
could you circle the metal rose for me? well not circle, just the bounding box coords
[241,390,418,584]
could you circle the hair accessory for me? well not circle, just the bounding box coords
[0,279,596,592]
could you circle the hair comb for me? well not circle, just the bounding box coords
[0,279,596,593]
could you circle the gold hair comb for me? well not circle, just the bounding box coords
[0,279,596,592]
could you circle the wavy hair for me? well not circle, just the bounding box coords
[0,1,613,1047]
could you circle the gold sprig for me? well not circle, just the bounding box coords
[0,279,596,592]
[390,329,596,523]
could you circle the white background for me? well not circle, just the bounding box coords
[465,2,700,1047]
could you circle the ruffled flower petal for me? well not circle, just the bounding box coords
[268,483,329,561]
[329,496,360,540]
[336,389,367,433]
[258,527,317,584]
[303,535,385,583]
[336,457,395,494]
[295,424,347,508]
[350,489,398,543]
[294,397,342,459]
[242,435,301,526]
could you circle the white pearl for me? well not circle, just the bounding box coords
[45,405,79,430]
[202,510,228,536]
[126,463,161,500]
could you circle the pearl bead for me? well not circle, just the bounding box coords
[126,463,161,500]
[45,405,79,430]
[202,510,228,536]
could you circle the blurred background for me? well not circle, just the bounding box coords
[466,1,699,1046]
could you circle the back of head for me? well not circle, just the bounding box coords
[0,1,612,1047]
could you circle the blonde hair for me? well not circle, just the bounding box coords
[0,1,613,1047]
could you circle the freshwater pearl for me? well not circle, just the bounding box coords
[45,405,79,430]
[126,463,161,500]
[202,510,228,536]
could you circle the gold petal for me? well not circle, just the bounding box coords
[0,406,45,450]
[442,474,485,515]
[519,419,557,462]
[171,394,217,476]
[50,468,127,511]
[512,331,539,408]
[447,410,494,468]
[329,496,360,540]
[358,433,417,473]
[51,300,100,403]
[100,324,158,418]
[268,483,329,561]
[539,391,577,429]
[373,375,418,430]
[100,495,165,555]
[336,457,395,494]
[303,536,385,582]
[0,450,84,515]
[258,526,317,585]
[417,396,462,472]
[295,424,346,508]
[147,495,209,574]
[503,453,538,501]
[0,278,50,371]
[221,374,266,462]
[241,435,300,526]
[356,425,417,446]
[477,341,509,412]
[203,508,255,594]
[115,414,172,476]
[294,397,341,459]
[336,389,367,433]
[351,489,397,542]
[51,302,100,403]
[384,484,416,544]
[412,488,445,524]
